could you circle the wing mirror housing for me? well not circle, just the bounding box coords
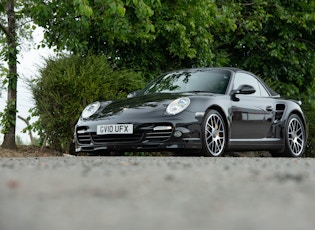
[231,84,256,101]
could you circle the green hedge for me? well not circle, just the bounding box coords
[303,104,315,157]
[31,54,146,153]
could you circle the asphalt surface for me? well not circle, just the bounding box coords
[1,156,315,230]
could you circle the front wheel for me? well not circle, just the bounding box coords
[202,110,227,157]
[284,114,306,157]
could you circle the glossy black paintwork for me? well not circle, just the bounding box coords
[74,67,306,155]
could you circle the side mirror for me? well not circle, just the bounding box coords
[236,84,256,95]
[231,84,256,101]
[127,90,139,98]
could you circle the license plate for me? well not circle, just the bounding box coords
[97,124,133,135]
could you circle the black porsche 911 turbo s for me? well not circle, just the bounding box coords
[74,67,307,157]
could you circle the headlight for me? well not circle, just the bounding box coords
[82,101,100,119]
[166,97,190,115]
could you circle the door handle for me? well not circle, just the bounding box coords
[266,106,273,112]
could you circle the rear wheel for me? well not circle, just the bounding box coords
[284,114,306,157]
[202,110,226,157]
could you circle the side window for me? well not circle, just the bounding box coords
[258,82,270,97]
[233,72,260,97]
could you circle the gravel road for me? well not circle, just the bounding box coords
[1,156,315,230]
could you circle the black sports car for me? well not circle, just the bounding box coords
[74,67,307,157]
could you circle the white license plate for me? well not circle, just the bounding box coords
[97,124,133,135]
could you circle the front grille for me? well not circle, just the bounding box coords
[145,130,173,142]
[91,132,143,143]
[76,126,92,144]
[77,133,92,144]
[142,123,173,142]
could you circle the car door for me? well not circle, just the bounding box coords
[230,72,274,140]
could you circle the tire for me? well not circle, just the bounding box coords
[202,110,227,157]
[283,114,306,157]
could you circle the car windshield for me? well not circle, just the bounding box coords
[139,69,231,95]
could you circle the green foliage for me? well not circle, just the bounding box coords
[15,135,27,145]
[303,102,315,157]
[26,0,235,78]
[26,0,315,92]
[31,54,145,153]
[217,0,315,99]
[0,99,17,134]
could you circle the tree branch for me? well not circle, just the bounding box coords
[17,115,35,145]
[0,22,9,36]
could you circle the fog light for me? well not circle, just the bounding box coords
[174,130,182,137]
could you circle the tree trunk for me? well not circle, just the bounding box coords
[1,0,17,150]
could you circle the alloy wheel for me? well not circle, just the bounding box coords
[204,111,226,156]
[287,117,305,157]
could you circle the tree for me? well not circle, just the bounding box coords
[26,0,234,78]
[216,0,315,99]
[1,0,35,149]
[27,0,315,89]
[0,0,18,149]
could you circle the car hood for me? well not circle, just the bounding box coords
[88,93,214,120]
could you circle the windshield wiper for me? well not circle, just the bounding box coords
[185,90,212,93]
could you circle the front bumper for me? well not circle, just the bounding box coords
[74,112,204,153]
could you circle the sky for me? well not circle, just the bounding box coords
[0,28,55,144]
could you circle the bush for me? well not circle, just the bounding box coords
[31,54,146,153]
[302,103,315,157]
